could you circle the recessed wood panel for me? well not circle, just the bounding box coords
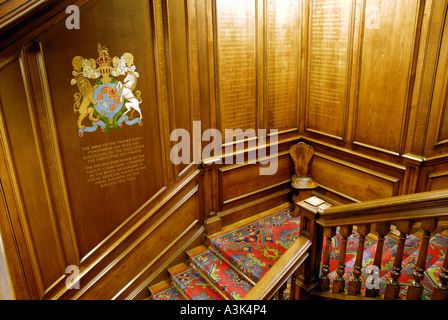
[39,0,165,259]
[310,153,400,201]
[74,184,201,300]
[266,0,300,132]
[0,56,65,294]
[216,0,257,138]
[355,0,419,154]
[166,0,193,175]
[220,153,293,204]
[437,85,448,144]
[427,170,448,191]
[306,0,353,139]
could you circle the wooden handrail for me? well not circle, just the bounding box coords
[317,189,448,227]
[295,189,448,300]
[243,236,311,300]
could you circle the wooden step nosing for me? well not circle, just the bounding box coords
[189,263,230,300]
[208,246,257,286]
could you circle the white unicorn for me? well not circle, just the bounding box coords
[118,66,142,120]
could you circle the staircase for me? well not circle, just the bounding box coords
[148,199,448,300]
[149,204,300,300]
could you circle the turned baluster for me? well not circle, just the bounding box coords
[289,273,297,300]
[320,227,336,291]
[348,224,371,296]
[407,218,438,300]
[278,282,287,300]
[332,226,353,294]
[365,222,390,298]
[432,245,448,300]
[384,220,413,300]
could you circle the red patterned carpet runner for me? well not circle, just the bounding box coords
[152,284,185,300]
[190,248,254,300]
[151,203,448,300]
[208,206,300,283]
[171,266,224,300]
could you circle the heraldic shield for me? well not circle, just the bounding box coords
[71,44,143,137]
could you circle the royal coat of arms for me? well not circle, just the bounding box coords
[71,44,143,136]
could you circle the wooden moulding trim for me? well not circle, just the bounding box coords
[222,180,291,206]
[80,167,202,264]
[314,152,400,184]
[302,136,406,172]
[218,188,291,219]
[201,136,300,168]
[318,189,448,227]
[47,168,202,300]
[243,236,311,300]
[57,184,201,300]
[114,226,206,300]
[315,184,361,204]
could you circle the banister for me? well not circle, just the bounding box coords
[243,236,311,300]
[317,189,448,227]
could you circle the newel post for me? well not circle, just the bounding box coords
[288,142,323,299]
[295,197,328,299]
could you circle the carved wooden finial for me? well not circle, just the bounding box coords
[289,142,317,190]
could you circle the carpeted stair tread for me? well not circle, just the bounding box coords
[149,201,448,301]
[189,247,254,300]
[151,282,186,300]
[208,206,300,283]
[170,265,225,300]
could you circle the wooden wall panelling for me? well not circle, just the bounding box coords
[405,0,448,157]
[265,0,300,134]
[154,0,176,185]
[214,0,258,143]
[0,0,205,299]
[0,50,67,299]
[427,169,448,191]
[0,88,35,299]
[298,0,308,136]
[186,0,203,164]
[353,0,422,156]
[219,151,292,206]
[204,135,300,229]
[46,166,204,299]
[424,1,448,158]
[37,0,167,263]
[345,0,364,144]
[304,0,355,141]
[165,0,199,178]
[0,0,43,27]
[310,151,401,202]
[63,173,204,300]
[257,0,264,134]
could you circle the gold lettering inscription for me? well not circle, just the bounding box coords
[82,136,146,188]
[307,0,351,136]
[267,0,299,131]
[217,0,257,134]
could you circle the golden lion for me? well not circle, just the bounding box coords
[72,56,99,130]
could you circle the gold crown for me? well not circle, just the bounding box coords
[96,44,111,66]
